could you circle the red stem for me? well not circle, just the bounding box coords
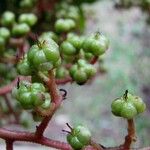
[0,128,71,150]
[90,56,98,65]
[35,70,62,137]
[56,76,72,85]
[6,140,13,150]
[123,119,136,150]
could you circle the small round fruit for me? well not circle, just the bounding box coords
[74,125,91,145]
[120,103,137,119]
[132,97,146,113]
[61,41,76,55]
[1,11,15,26]
[18,13,37,26]
[68,136,83,150]
[111,98,124,116]
[0,27,10,40]
[12,23,30,37]
[74,69,87,85]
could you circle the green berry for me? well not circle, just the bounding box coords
[74,69,88,85]
[18,13,37,26]
[0,27,10,40]
[55,19,76,33]
[111,98,124,116]
[17,58,32,76]
[56,67,69,79]
[1,11,15,26]
[12,23,30,37]
[60,41,76,55]
[120,103,137,119]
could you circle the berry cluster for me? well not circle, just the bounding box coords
[111,90,146,119]
[67,125,91,150]
[18,38,61,75]
[70,59,96,84]
[12,81,51,110]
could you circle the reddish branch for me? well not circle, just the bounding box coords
[35,70,62,137]
[56,76,73,85]
[90,56,98,65]
[6,140,13,150]
[122,119,136,150]
[0,128,71,150]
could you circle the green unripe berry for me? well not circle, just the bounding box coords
[74,69,88,85]
[120,103,137,119]
[41,95,51,109]
[12,23,30,37]
[17,58,32,76]
[0,27,10,40]
[56,67,69,79]
[31,83,45,92]
[60,41,76,55]
[55,19,76,33]
[111,91,146,119]
[1,11,15,26]
[111,98,124,116]
[39,32,58,42]
[18,13,37,26]
[19,92,33,109]
[67,135,83,150]
[67,125,91,150]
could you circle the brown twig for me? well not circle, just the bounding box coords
[35,70,62,138]
[123,119,136,150]
[6,140,13,150]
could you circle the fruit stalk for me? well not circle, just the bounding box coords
[123,119,136,149]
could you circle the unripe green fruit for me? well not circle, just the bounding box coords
[67,135,83,150]
[0,27,10,40]
[12,23,30,37]
[120,103,137,119]
[111,91,146,119]
[17,58,32,76]
[31,83,45,92]
[27,39,60,71]
[67,33,84,49]
[67,125,91,150]
[56,67,69,79]
[74,69,88,85]
[39,32,58,42]
[83,34,109,56]
[55,19,76,33]
[111,98,124,116]
[1,11,15,26]
[31,92,45,106]
[132,97,146,113]
[70,64,78,77]
[18,13,37,26]
[20,0,36,8]
[19,92,33,109]
[41,94,51,109]
[60,41,76,55]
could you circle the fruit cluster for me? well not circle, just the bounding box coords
[17,38,61,75]
[1,11,37,37]
[70,59,96,84]
[67,125,91,150]
[12,81,51,110]
[111,90,146,119]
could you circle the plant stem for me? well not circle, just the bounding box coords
[0,128,71,150]
[35,70,62,137]
[123,119,136,150]
[6,140,13,150]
